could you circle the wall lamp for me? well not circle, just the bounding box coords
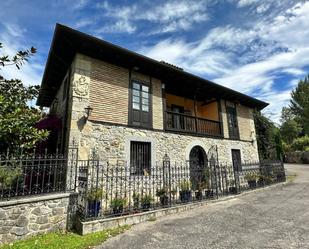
[84,106,93,121]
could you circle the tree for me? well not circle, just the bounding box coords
[280,106,302,144]
[280,106,295,123]
[253,111,274,159]
[280,119,301,144]
[0,43,48,154]
[289,75,309,135]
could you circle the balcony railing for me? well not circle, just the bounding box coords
[165,111,222,137]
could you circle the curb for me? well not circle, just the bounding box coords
[77,181,288,235]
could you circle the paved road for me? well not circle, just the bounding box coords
[98,164,309,249]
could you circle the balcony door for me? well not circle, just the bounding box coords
[130,80,152,128]
[171,105,184,130]
[226,105,239,139]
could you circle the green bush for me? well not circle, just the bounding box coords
[291,135,309,151]
[140,194,153,205]
[87,188,104,201]
[179,180,191,191]
[0,167,22,188]
[110,197,127,209]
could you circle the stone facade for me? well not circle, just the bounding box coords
[0,193,73,245]
[77,121,259,164]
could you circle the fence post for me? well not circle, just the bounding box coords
[163,154,171,207]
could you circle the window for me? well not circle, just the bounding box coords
[130,141,151,175]
[226,105,239,139]
[130,80,151,128]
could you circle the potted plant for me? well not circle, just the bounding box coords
[205,189,214,198]
[87,188,104,217]
[170,188,177,202]
[258,174,272,186]
[276,172,285,182]
[228,180,237,194]
[244,173,258,189]
[156,188,169,206]
[110,197,127,215]
[140,194,153,211]
[132,192,140,210]
[179,180,192,203]
[195,182,205,201]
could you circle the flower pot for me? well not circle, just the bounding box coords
[205,190,214,199]
[179,190,192,203]
[141,203,151,211]
[133,198,139,210]
[159,196,169,206]
[248,180,256,189]
[113,205,124,216]
[277,174,284,182]
[195,191,203,201]
[229,187,237,194]
[258,179,265,187]
[88,200,101,217]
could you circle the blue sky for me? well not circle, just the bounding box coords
[1,0,309,123]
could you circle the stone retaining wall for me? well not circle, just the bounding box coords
[0,193,75,245]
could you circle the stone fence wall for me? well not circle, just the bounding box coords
[284,151,309,164]
[0,193,76,245]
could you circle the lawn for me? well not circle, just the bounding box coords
[0,225,130,249]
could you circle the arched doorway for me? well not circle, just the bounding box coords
[189,146,208,190]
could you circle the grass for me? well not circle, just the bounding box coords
[287,173,297,182]
[147,216,157,222]
[0,225,130,249]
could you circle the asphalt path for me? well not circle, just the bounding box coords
[98,164,309,249]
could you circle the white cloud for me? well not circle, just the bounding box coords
[96,0,209,34]
[3,22,26,37]
[95,19,136,34]
[259,90,291,124]
[237,0,259,8]
[140,1,309,123]
[140,38,234,76]
[261,2,309,49]
[71,0,89,10]
[74,19,94,29]
[282,68,305,76]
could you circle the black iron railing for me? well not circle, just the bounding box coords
[0,148,77,200]
[165,111,222,136]
[76,158,285,220]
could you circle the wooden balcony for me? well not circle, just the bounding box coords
[165,111,222,137]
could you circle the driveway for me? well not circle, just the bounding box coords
[97,164,309,249]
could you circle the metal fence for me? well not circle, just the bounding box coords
[76,157,286,220]
[0,147,285,220]
[0,148,77,200]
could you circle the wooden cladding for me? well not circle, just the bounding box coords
[89,59,129,124]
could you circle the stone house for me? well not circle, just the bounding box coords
[37,24,268,173]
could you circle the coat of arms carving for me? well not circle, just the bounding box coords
[73,76,89,97]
